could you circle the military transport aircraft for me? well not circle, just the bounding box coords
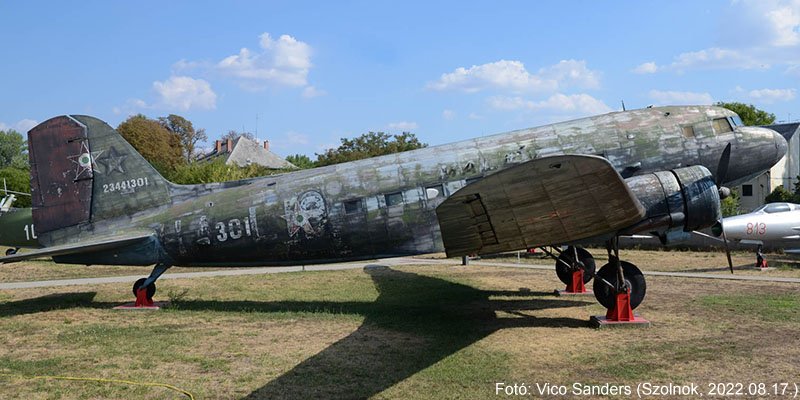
[0,106,786,317]
[714,202,800,268]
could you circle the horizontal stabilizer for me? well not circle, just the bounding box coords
[436,155,645,257]
[0,232,154,264]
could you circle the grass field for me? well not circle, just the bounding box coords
[0,252,799,399]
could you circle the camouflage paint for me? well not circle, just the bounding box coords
[26,106,785,267]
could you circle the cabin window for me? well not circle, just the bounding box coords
[682,125,695,138]
[344,199,363,215]
[385,192,404,207]
[729,116,743,127]
[742,184,753,197]
[712,118,733,134]
[426,184,444,199]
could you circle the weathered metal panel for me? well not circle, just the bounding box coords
[29,116,92,233]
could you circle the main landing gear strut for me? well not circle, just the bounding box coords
[540,238,649,327]
[116,263,171,309]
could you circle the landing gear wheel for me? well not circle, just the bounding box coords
[593,261,646,310]
[5,248,18,256]
[132,278,156,300]
[555,246,595,285]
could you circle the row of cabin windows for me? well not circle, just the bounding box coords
[342,183,447,215]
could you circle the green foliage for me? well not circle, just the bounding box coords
[166,160,288,184]
[716,102,776,126]
[158,114,207,163]
[222,130,255,141]
[0,130,28,169]
[117,114,185,174]
[720,189,741,217]
[286,154,315,169]
[0,167,31,207]
[766,185,796,203]
[316,131,427,167]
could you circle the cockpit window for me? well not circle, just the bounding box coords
[729,115,743,127]
[763,203,792,213]
[712,118,733,134]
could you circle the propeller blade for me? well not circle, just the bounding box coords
[720,221,734,273]
[716,143,731,187]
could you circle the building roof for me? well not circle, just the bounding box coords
[764,122,800,141]
[199,136,296,169]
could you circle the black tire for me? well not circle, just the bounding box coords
[132,278,156,300]
[5,248,17,256]
[593,260,646,310]
[555,246,595,285]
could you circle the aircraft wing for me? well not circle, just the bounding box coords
[0,232,155,263]
[436,155,646,257]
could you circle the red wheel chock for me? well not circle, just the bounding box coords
[757,259,768,270]
[135,288,154,307]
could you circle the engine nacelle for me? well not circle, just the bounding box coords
[621,165,721,236]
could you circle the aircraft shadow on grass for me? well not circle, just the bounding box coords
[0,266,591,398]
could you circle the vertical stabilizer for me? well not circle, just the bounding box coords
[29,115,171,234]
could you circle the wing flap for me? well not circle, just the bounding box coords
[0,232,155,263]
[436,155,646,256]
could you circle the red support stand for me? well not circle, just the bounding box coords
[567,270,587,293]
[606,290,634,321]
[590,289,650,328]
[134,288,154,307]
[757,259,768,270]
[113,289,167,310]
[554,269,593,296]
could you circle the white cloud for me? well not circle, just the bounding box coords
[0,119,39,133]
[537,59,600,89]
[153,76,217,111]
[387,121,418,131]
[302,85,326,98]
[442,109,456,120]
[468,113,483,120]
[747,88,797,103]
[218,33,312,89]
[488,93,612,115]
[632,62,658,74]
[636,1,800,73]
[427,59,600,93]
[14,119,38,133]
[648,90,714,105]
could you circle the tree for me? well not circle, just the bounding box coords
[0,129,28,169]
[716,102,776,126]
[166,159,288,184]
[285,154,315,169]
[221,130,256,142]
[158,114,207,163]
[117,114,185,174]
[315,131,427,167]
[765,185,795,203]
[0,167,31,207]
[720,189,741,217]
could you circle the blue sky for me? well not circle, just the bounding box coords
[1,1,799,158]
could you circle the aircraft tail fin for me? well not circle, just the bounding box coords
[28,115,172,235]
